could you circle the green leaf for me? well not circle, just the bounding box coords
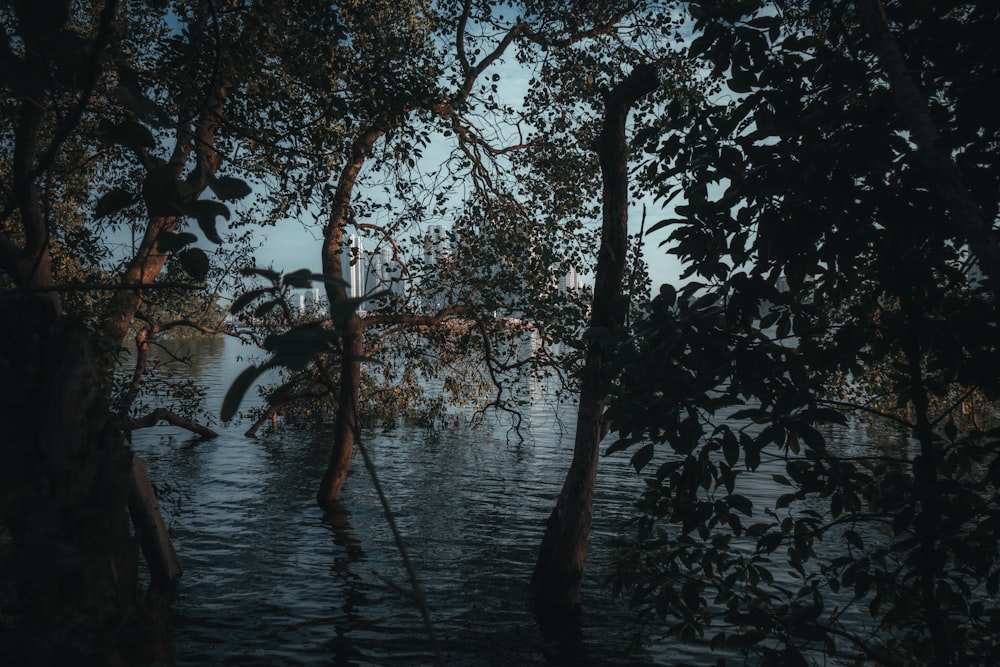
[230,287,271,314]
[221,364,267,422]
[155,231,198,253]
[98,118,155,150]
[631,443,655,473]
[206,173,253,201]
[178,247,210,281]
[95,188,137,219]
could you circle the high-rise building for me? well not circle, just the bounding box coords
[558,266,580,293]
[303,286,323,314]
[341,235,405,308]
[424,224,450,265]
[342,235,365,299]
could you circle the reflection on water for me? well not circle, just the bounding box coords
[131,336,695,665]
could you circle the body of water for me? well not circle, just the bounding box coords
[131,336,708,665]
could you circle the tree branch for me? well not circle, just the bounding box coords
[855,0,1000,293]
[129,407,218,438]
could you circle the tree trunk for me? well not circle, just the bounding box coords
[318,312,364,504]
[531,64,659,617]
[899,291,952,666]
[0,295,171,665]
[856,0,1000,292]
[316,126,384,505]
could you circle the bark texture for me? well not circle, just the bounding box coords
[531,64,659,617]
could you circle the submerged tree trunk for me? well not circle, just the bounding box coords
[531,65,659,617]
[317,126,384,506]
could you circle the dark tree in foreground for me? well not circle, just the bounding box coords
[608,1,1000,665]
[531,63,659,617]
[0,1,253,660]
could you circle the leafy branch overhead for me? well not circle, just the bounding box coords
[220,268,381,423]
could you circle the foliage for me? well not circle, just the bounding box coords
[219,0,699,444]
[607,1,1000,665]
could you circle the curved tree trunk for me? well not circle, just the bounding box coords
[531,64,659,618]
[317,126,384,505]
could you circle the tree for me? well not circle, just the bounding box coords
[607,1,1000,664]
[531,63,660,617]
[220,0,692,508]
[0,1,260,659]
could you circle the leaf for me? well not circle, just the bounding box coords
[844,530,864,551]
[722,430,740,466]
[155,231,198,253]
[329,296,368,326]
[264,322,336,371]
[309,272,350,288]
[240,266,281,284]
[283,268,313,288]
[944,418,957,442]
[631,443,655,473]
[229,288,271,314]
[185,199,229,244]
[207,173,253,201]
[253,299,281,318]
[221,364,267,422]
[178,247,209,281]
[95,188,137,219]
[115,84,169,127]
[605,437,636,457]
[98,118,155,150]
[727,494,753,517]
[143,165,194,217]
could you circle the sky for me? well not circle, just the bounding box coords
[240,54,688,301]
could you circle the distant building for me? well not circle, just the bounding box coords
[424,224,450,265]
[558,266,580,293]
[342,235,365,299]
[341,235,405,308]
[302,286,323,314]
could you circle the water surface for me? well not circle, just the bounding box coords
[132,336,700,665]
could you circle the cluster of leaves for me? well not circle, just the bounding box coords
[220,267,372,422]
[608,1,1000,665]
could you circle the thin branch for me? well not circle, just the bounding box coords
[129,407,218,438]
[350,426,444,665]
[0,281,205,295]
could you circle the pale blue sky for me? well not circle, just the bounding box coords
[244,55,687,298]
